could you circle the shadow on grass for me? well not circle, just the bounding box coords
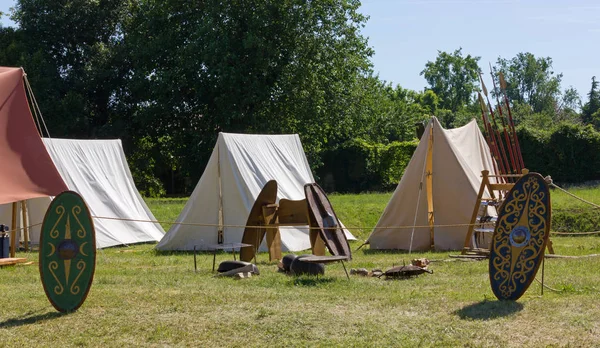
[0,311,66,328]
[292,277,336,286]
[361,249,414,255]
[455,300,524,320]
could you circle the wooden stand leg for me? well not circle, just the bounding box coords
[266,226,282,261]
[341,261,349,280]
[310,231,326,256]
[546,239,554,254]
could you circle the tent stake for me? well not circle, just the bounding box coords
[194,245,197,273]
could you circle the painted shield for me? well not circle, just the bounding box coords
[304,183,351,260]
[489,173,551,301]
[39,191,96,312]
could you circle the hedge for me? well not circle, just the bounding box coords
[317,139,418,193]
[317,123,600,194]
[518,123,600,183]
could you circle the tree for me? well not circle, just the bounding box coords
[11,0,130,139]
[495,53,562,114]
[123,0,377,189]
[582,76,600,125]
[420,48,481,113]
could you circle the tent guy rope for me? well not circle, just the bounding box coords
[10,177,600,240]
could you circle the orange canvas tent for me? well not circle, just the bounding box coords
[0,67,67,205]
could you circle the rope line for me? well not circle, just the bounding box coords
[91,215,478,230]
[534,278,567,293]
[6,215,600,236]
[23,73,52,138]
[6,181,600,236]
[550,231,600,236]
[550,182,600,210]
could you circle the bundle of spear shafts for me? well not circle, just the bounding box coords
[478,64,524,183]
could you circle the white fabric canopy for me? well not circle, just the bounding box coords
[0,138,165,248]
[157,133,354,252]
[367,117,496,251]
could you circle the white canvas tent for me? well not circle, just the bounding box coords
[0,138,165,248]
[157,133,355,252]
[366,117,496,251]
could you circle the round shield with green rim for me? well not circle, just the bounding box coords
[39,191,96,312]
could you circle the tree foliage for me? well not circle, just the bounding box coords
[420,48,480,113]
[2,3,599,192]
[119,0,378,188]
[582,76,600,126]
[495,53,563,114]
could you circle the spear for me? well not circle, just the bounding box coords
[488,63,520,173]
[478,92,505,178]
[479,72,513,176]
[499,71,525,170]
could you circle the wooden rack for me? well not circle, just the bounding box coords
[461,169,554,255]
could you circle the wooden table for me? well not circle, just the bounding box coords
[297,255,350,280]
[194,243,255,272]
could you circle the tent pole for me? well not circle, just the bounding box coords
[10,202,17,258]
[426,122,435,250]
[217,141,224,244]
[21,201,29,251]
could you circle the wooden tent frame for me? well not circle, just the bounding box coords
[462,169,554,255]
[7,201,31,258]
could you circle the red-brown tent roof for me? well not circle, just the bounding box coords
[0,67,67,204]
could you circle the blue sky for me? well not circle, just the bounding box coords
[2,0,599,100]
[360,0,600,99]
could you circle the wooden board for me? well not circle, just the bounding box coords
[240,180,278,262]
[0,257,28,266]
[39,191,96,312]
[489,173,551,301]
[304,183,351,260]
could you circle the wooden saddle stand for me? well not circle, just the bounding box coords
[461,169,554,257]
[239,180,351,264]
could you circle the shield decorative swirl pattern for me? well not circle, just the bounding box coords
[39,191,96,312]
[489,173,551,301]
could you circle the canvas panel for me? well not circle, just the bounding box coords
[0,67,67,204]
[367,123,432,250]
[157,133,355,252]
[367,117,496,250]
[156,145,221,250]
[431,120,482,250]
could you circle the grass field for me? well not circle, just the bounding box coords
[1,189,600,347]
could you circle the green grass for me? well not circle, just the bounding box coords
[1,191,600,347]
[551,184,600,232]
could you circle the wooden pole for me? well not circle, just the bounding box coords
[10,202,17,258]
[490,64,520,173]
[21,201,29,251]
[499,72,525,169]
[462,170,490,254]
[478,93,506,177]
[217,143,224,244]
[481,78,515,176]
[426,125,435,249]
